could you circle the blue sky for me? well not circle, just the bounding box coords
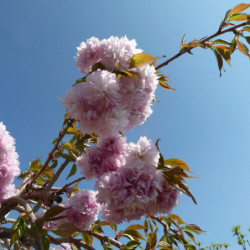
[0,0,250,248]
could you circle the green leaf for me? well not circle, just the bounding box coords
[228,3,250,17]
[228,14,249,21]
[124,230,146,241]
[144,220,149,234]
[130,53,158,68]
[75,76,86,85]
[243,26,250,32]
[125,240,141,250]
[10,218,27,244]
[184,231,196,244]
[91,62,106,71]
[229,37,237,54]
[159,81,176,91]
[82,233,93,246]
[212,39,231,45]
[125,224,146,231]
[29,158,42,172]
[110,224,117,232]
[163,173,197,204]
[115,70,141,79]
[50,160,58,169]
[164,158,191,172]
[244,36,250,44]
[147,232,157,248]
[64,142,78,154]
[66,163,77,180]
[168,214,186,225]
[57,152,76,162]
[184,224,205,234]
[216,46,231,66]
[213,49,223,76]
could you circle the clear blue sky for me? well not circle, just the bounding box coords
[0,0,250,248]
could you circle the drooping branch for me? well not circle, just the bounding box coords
[155,21,248,70]
[49,236,95,250]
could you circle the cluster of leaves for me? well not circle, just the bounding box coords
[179,3,250,76]
[156,139,197,205]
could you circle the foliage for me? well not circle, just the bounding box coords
[0,3,250,250]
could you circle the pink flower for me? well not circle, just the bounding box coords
[146,180,180,215]
[56,243,72,250]
[62,70,129,136]
[96,165,163,224]
[75,37,101,75]
[126,136,160,168]
[0,122,20,204]
[76,135,127,179]
[99,36,142,71]
[59,190,100,230]
[118,65,158,130]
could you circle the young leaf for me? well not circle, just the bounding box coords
[10,218,27,244]
[243,26,250,32]
[184,231,196,244]
[236,39,250,58]
[212,39,231,45]
[168,214,186,225]
[164,158,190,172]
[52,223,79,237]
[130,53,158,68]
[228,14,249,22]
[229,37,237,54]
[244,36,250,44]
[115,70,140,79]
[228,3,250,17]
[124,230,146,241]
[91,62,106,71]
[213,49,223,76]
[66,163,77,180]
[125,224,146,231]
[216,46,231,66]
[43,205,69,220]
[163,174,197,204]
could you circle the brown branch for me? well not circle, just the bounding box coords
[49,236,95,250]
[0,197,43,250]
[84,230,124,249]
[155,21,248,70]
[32,159,70,213]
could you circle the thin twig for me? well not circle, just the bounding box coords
[155,21,248,70]
[24,120,74,193]
[57,176,86,195]
[32,159,70,213]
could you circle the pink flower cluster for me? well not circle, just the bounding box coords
[62,36,158,136]
[0,122,20,204]
[75,36,142,75]
[76,135,126,179]
[41,190,100,231]
[77,136,180,224]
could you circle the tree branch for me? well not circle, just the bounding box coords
[155,21,248,70]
